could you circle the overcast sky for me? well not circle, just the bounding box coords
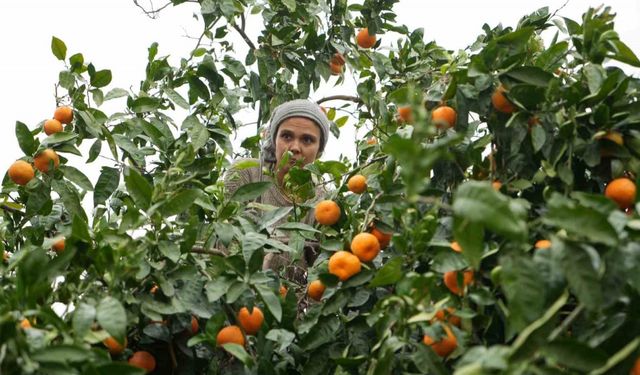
[1,0,639,192]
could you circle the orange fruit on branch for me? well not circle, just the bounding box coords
[52,238,65,252]
[601,131,624,146]
[307,279,326,301]
[237,306,264,335]
[356,28,377,49]
[492,180,503,191]
[370,226,392,248]
[128,351,156,373]
[397,105,413,124]
[328,251,361,281]
[366,137,378,145]
[279,285,288,298]
[103,336,127,355]
[491,85,516,114]
[604,177,636,210]
[43,119,63,135]
[191,316,199,334]
[431,105,457,129]
[347,174,367,194]
[8,160,35,186]
[329,61,343,75]
[450,241,462,253]
[534,239,551,249]
[351,232,381,262]
[631,357,640,375]
[422,325,458,357]
[216,325,245,346]
[53,106,73,124]
[443,270,474,296]
[432,307,462,327]
[33,149,60,173]
[20,319,32,329]
[314,200,341,225]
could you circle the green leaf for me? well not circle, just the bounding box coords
[51,36,67,61]
[130,97,162,113]
[299,315,340,350]
[222,344,254,367]
[72,303,96,341]
[266,329,296,352]
[124,167,153,210]
[453,219,485,270]
[71,214,92,243]
[164,87,190,109]
[540,339,608,371]
[60,165,93,191]
[41,131,78,146]
[96,363,145,375]
[230,181,271,202]
[277,222,320,233]
[59,71,75,89]
[15,121,36,155]
[558,243,603,311]
[369,257,403,287]
[87,139,102,163]
[453,181,528,241]
[158,241,181,263]
[531,124,546,153]
[281,0,296,12]
[96,297,127,344]
[205,277,233,302]
[608,40,640,67]
[241,232,267,264]
[104,88,129,101]
[182,115,209,151]
[504,66,554,87]
[51,179,87,222]
[160,189,200,216]
[90,69,112,88]
[31,345,91,363]
[500,253,547,332]
[510,290,569,362]
[255,283,282,322]
[94,167,120,207]
[543,194,618,246]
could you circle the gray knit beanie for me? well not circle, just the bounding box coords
[261,99,331,165]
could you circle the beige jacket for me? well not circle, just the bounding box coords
[223,158,325,278]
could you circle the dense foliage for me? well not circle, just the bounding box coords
[2,1,640,374]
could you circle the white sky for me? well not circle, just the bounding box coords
[1,0,639,191]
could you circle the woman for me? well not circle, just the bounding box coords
[224,99,331,277]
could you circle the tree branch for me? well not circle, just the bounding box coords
[1,204,24,216]
[232,22,256,50]
[317,95,363,104]
[132,0,175,19]
[190,238,319,256]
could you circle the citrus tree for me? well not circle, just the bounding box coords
[2,1,640,374]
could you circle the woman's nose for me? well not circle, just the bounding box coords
[288,139,301,153]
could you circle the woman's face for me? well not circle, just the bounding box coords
[274,117,321,175]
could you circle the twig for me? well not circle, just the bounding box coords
[232,22,256,50]
[132,0,175,19]
[168,340,178,369]
[190,246,227,256]
[317,95,363,105]
[1,204,24,216]
[548,303,584,341]
[550,0,570,19]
